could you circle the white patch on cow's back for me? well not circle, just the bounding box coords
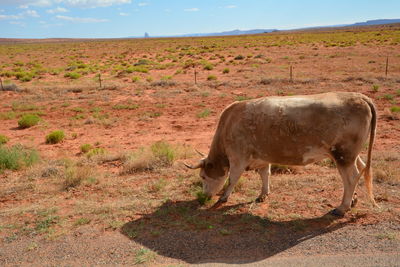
[302,146,328,165]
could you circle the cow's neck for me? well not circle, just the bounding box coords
[208,132,229,168]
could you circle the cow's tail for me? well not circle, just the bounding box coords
[362,96,377,207]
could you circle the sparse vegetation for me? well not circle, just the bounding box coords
[18,114,40,129]
[372,84,380,92]
[86,147,107,159]
[134,248,156,265]
[197,108,211,118]
[235,95,252,101]
[131,76,140,82]
[390,106,400,113]
[64,163,97,190]
[112,103,139,110]
[46,130,65,144]
[121,141,177,174]
[1,24,400,265]
[234,55,244,60]
[80,143,93,153]
[197,191,211,205]
[64,72,81,79]
[207,75,217,81]
[0,134,9,144]
[0,144,40,171]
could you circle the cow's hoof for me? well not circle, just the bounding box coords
[256,195,267,203]
[351,197,358,208]
[330,208,345,217]
[351,193,358,208]
[211,199,227,209]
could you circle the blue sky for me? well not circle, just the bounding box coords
[0,0,399,38]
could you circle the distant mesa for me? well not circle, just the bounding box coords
[352,19,400,26]
[124,18,400,39]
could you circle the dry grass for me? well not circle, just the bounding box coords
[373,151,400,185]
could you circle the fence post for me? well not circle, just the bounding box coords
[289,65,293,82]
[98,73,102,89]
[194,67,197,84]
[0,77,3,91]
[385,56,389,78]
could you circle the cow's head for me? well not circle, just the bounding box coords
[185,157,229,197]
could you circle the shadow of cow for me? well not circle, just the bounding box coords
[121,200,360,264]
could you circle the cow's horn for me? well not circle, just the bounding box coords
[195,149,206,157]
[183,161,203,169]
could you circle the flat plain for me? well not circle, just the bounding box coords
[0,24,399,266]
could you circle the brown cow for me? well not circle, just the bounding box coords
[186,92,377,216]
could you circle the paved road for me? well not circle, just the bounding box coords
[199,253,400,267]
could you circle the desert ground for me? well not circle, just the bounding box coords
[0,24,399,266]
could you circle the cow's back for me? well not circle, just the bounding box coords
[220,92,373,166]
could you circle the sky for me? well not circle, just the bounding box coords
[0,0,399,38]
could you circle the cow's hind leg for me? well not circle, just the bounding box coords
[331,160,361,216]
[351,156,366,207]
[256,164,271,202]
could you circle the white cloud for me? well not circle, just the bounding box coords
[25,9,40,17]
[184,8,199,12]
[0,14,22,20]
[225,5,236,9]
[46,7,68,13]
[59,0,131,8]
[119,12,129,16]
[4,0,131,8]
[0,9,40,20]
[56,15,108,23]
[10,21,26,26]
[138,2,148,7]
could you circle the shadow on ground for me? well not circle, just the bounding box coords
[121,200,357,264]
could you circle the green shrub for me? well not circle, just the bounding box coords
[64,164,96,190]
[80,144,93,153]
[197,108,211,118]
[207,75,217,81]
[234,55,244,60]
[390,106,400,113]
[161,75,172,80]
[64,72,81,79]
[0,135,9,144]
[372,84,379,92]
[86,147,106,158]
[112,104,139,110]
[132,76,140,82]
[203,63,214,70]
[46,130,65,144]
[197,191,211,205]
[71,107,84,113]
[382,94,394,100]
[235,95,252,101]
[150,141,175,167]
[18,114,40,129]
[0,144,40,171]
[132,66,149,73]
[222,68,230,74]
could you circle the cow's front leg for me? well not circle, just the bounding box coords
[256,164,271,202]
[216,165,246,204]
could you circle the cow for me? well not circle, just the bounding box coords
[185,92,377,216]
